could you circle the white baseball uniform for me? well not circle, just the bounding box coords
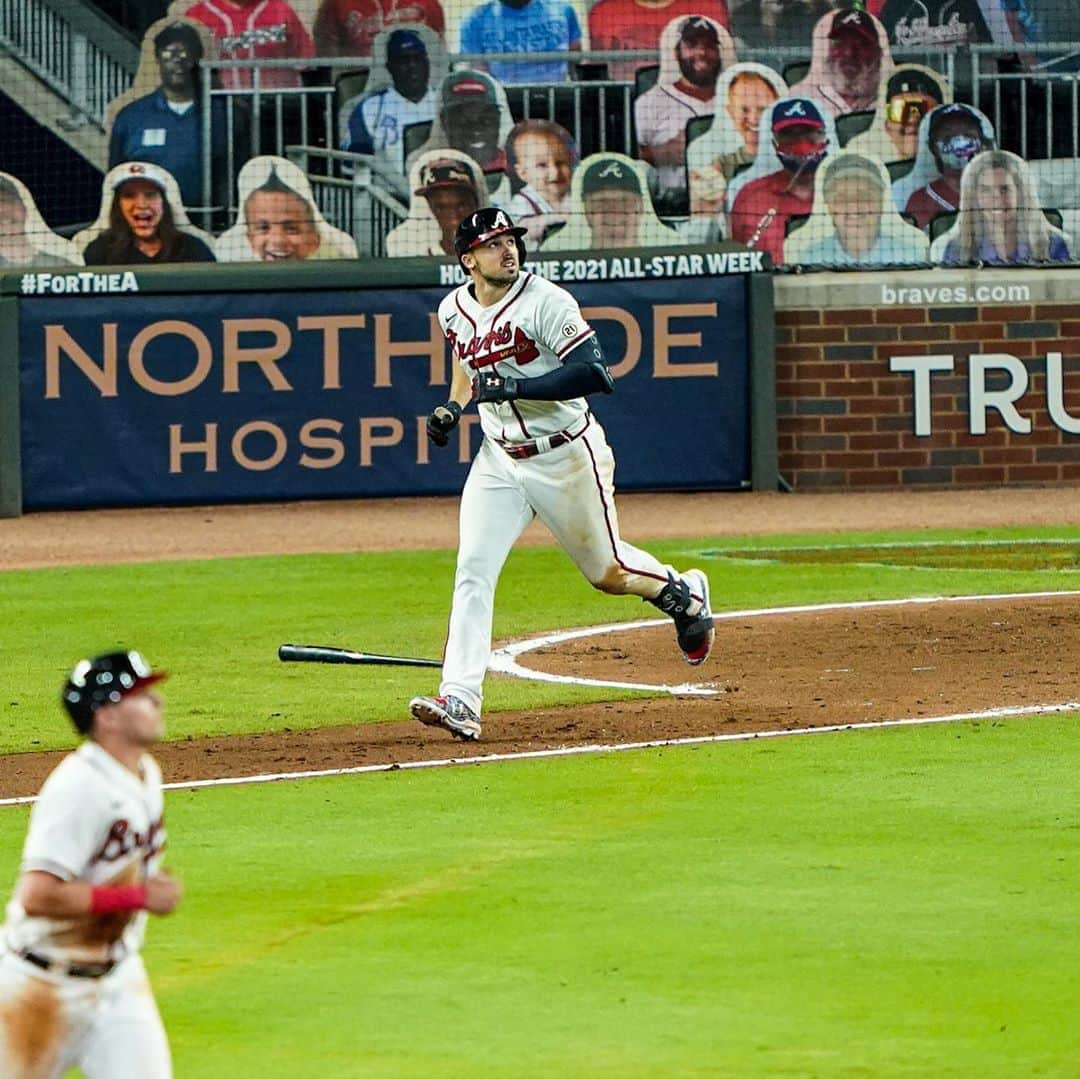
[0,742,171,1079]
[436,269,700,715]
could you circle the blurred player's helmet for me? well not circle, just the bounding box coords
[454,207,527,265]
[62,650,167,734]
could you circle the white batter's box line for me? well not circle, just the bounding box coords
[702,537,1080,554]
[3,699,1078,808]
[487,589,1080,694]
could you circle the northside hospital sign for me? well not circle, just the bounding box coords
[16,257,763,510]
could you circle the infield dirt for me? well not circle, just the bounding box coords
[2,487,1078,796]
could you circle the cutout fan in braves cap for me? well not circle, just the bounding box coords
[580,158,642,196]
[415,158,475,196]
[62,650,168,734]
[828,8,878,44]
[678,15,719,44]
[772,98,827,133]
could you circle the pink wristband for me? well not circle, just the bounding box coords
[89,884,148,915]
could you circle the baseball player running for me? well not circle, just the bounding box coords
[0,651,181,1078]
[410,207,714,741]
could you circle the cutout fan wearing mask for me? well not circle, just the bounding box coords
[727,95,832,265]
[902,103,994,231]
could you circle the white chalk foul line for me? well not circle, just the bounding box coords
[3,699,1077,808]
[3,590,1078,808]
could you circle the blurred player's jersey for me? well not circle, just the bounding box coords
[2,743,166,967]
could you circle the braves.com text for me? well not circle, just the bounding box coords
[880,282,1032,306]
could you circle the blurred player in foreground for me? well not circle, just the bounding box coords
[0,650,181,1078]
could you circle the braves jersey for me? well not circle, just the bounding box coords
[634,81,714,198]
[588,0,730,81]
[439,271,596,444]
[342,85,437,174]
[729,169,815,265]
[185,0,315,88]
[3,743,166,967]
[904,178,959,231]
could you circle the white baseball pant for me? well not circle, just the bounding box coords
[440,418,682,714]
[0,951,170,1078]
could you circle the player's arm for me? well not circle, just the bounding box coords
[474,335,614,403]
[425,357,473,448]
[19,868,181,917]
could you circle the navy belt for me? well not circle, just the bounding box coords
[18,949,116,979]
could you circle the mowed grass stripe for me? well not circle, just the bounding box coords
[3,717,1075,1076]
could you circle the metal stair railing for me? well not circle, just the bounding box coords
[0,0,138,129]
[286,145,408,258]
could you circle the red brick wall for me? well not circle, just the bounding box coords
[775,302,1080,489]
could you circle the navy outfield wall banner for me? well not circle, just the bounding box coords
[17,265,755,510]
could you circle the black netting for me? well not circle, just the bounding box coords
[0,0,1075,268]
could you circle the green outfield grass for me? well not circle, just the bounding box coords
[2,524,1079,1075]
[3,719,1077,1076]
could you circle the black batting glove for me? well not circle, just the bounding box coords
[426,401,462,447]
[474,372,520,403]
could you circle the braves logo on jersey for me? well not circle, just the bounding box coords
[447,322,540,369]
[92,816,165,866]
[220,24,289,52]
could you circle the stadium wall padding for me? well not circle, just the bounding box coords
[0,245,773,515]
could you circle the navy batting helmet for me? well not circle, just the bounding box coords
[62,650,167,735]
[454,207,527,265]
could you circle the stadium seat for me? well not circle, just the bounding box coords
[836,110,875,147]
[403,120,434,161]
[634,64,660,100]
[887,159,915,182]
[501,82,632,161]
[782,60,810,86]
[928,211,957,241]
[685,114,713,149]
[785,213,810,237]
[335,68,370,112]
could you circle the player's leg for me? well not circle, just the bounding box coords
[78,956,171,1079]
[411,440,535,738]
[526,423,714,664]
[0,955,70,1078]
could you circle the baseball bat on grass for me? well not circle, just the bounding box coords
[278,644,442,668]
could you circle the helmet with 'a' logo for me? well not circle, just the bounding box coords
[453,207,528,265]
